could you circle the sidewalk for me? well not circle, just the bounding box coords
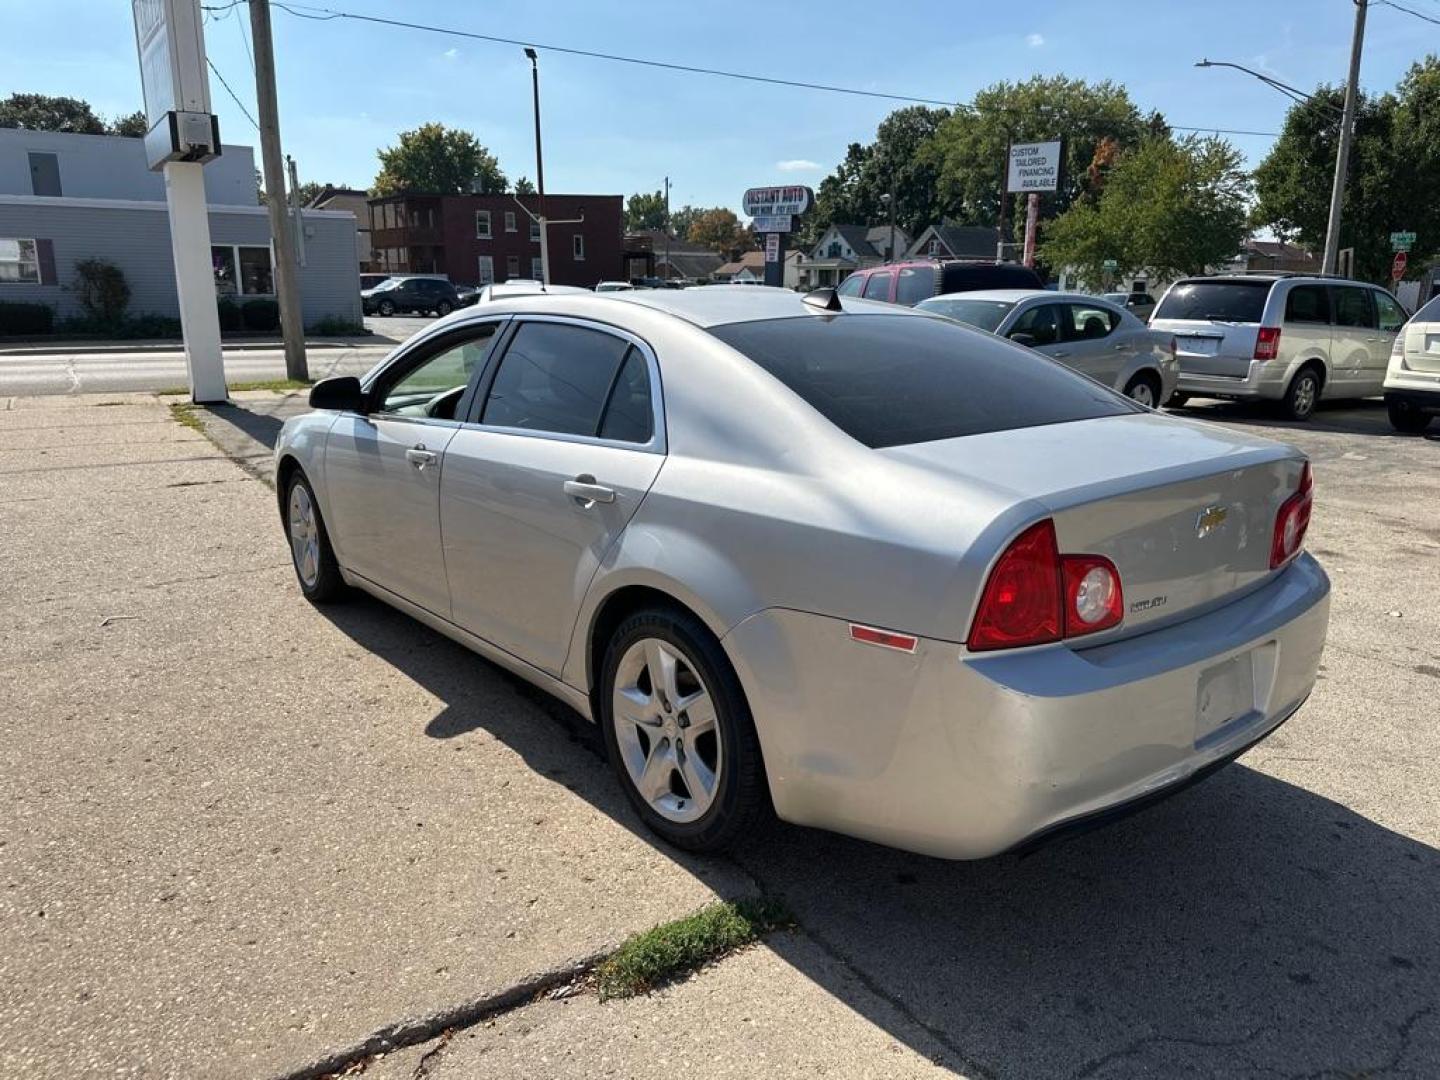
[0,333,400,357]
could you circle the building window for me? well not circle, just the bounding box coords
[530,219,541,242]
[28,153,61,197]
[505,211,517,233]
[211,245,275,296]
[826,242,840,258]
[0,238,40,284]
[427,208,435,229]
[573,234,585,261]
[476,211,492,239]
[478,255,495,285]
[506,255,519,279]
[927,238,940,257]
[531,256,544,281]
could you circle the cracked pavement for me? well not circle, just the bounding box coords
[1,391,1437,1078]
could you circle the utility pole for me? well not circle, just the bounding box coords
[663,175,671,283]
[1323,0,1367,276]
[524,48,549,284]
[249,0,307,380]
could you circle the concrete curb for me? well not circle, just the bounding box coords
[0,337,392,357]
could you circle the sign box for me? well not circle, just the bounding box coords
[743,186,814,217]
[1006,141,1063,193]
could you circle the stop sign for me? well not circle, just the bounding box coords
[1393,251,1408,280]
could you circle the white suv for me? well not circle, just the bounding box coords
[1150,275,1407,420]
[1384,293,1440,433]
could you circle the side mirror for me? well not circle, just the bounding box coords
[309,375,366,412]
[1008,332,1037,347]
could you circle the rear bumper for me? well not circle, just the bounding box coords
[1384,368,1440,412]
[724,553,1330,860]
[1176,358,1289,400]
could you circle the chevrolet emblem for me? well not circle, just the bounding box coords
[1196,504,1229,538]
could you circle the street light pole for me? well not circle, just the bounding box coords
[524,47,549,284]
[1323,0,1367,276]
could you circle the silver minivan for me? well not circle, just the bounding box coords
[1151,275,1407,420]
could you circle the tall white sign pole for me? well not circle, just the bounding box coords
[133,0,226,403]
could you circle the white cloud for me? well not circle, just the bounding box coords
[776,159,820,172]
[442,48,459,60]
[1026,33,1045,47]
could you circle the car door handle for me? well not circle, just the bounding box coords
[564,476,616,505]
[1113,343,1128,351]
[405,445,438,469]
[1051,350,1069,358]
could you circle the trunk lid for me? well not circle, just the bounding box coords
[1404,317,1440,375]
[1150,279,1276,379]
[883,413,1304,636]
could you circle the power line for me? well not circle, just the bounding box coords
[206,56,259,130]
[1375,0,1440,25]
[200,1,1280,137]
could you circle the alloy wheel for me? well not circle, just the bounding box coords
[611,637,722,824]
[1129,381,1156,408]
[288,483,320,588]
[1293,374,1317,418]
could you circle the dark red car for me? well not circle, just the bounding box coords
[837,259,1045,306]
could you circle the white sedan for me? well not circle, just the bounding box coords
[917,290,1180,407]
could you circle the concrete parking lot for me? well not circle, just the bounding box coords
[1,390,1437,1078]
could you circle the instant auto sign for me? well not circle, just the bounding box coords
[742,186,814,217]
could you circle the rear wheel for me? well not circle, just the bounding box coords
[1281,367,1322,421]
[600,608,770,853]
[1122,372,1161,408]
[1387,397,1433,434]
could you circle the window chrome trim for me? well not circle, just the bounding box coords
[469,312,668,455]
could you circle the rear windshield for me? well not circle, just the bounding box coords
[1155,280,1270,323]
[1415,294,1440,323]
[916,296,1015,333]
[708,314,1135,449]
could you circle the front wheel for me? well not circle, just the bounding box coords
[1122,372,1161,408]
[600,608,770,853]
[1387,397,1433,434]
[377,300,396,317]
[436,300,453,317]
[1281,368,1322,421]
[285,472,346,603]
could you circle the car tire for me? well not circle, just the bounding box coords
[284,471,346,603]
[1122,372,1161,408]
[377,300,396,317]
[1387,397,1433,434]
[599,607,771,853]
[1281,367,1322,421]
[436,300,453,317]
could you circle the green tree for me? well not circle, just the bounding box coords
[1253,56,1440,283]
[686,208,754,256]
[625,190,668,232]
[374,123,506,195]
[108,111,148,137]
[927,75,1153,238]
[0,92,106,133]
[1041,135,1249,288]
[513,176,536,195]
[668,204,705,241]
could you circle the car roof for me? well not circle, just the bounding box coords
[609,284,915,327]
[924,289,1108,305]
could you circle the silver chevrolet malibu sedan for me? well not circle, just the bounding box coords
[275,287,1330,859]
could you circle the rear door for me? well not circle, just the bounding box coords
[1281,283,1332,377]
[440,317,665,675]
[1056,302,1127,388]
[1151,279,1272,378]
[1328,285,1377,393]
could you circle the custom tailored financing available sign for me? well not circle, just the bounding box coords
[743,186,814,217]
[1006,141,1064,193]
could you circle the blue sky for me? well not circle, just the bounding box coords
[3,0,1435,215]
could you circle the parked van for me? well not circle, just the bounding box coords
[1150,274,1408,420]
[836,259,1044,306]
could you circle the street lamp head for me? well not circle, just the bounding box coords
[524,46,538,62]
[1195,58,1212,67]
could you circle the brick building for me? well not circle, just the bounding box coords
[367,192,623,287]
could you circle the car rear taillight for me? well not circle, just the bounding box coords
[1254,326,1282,361]
[1392,332,1406,360]
[1270,462,1313,569]
[968,520,1125,651]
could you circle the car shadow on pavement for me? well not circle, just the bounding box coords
[317,592,1439,1079]
[1167,397,1401,438]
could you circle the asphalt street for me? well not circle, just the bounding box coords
[1,389,1437,1078]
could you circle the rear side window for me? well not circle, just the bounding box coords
[1331,286,1376,329]
[894,266,933,306]
[1154,281,1270,323]
[597,348,654,444]
[708,314,1135,449]
[482,322,631,437]
[1284,285,1330,324]
[1375,291,1407,332]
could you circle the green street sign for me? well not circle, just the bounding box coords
[1102,259,1118,271]
[1392,230,1416,252]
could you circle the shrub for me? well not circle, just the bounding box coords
[241,297,280,331]
[308,315,367,336]
[0,300,55,335]
[72,258,131,324]
[55,313,181,339]
[216,297,243,332]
